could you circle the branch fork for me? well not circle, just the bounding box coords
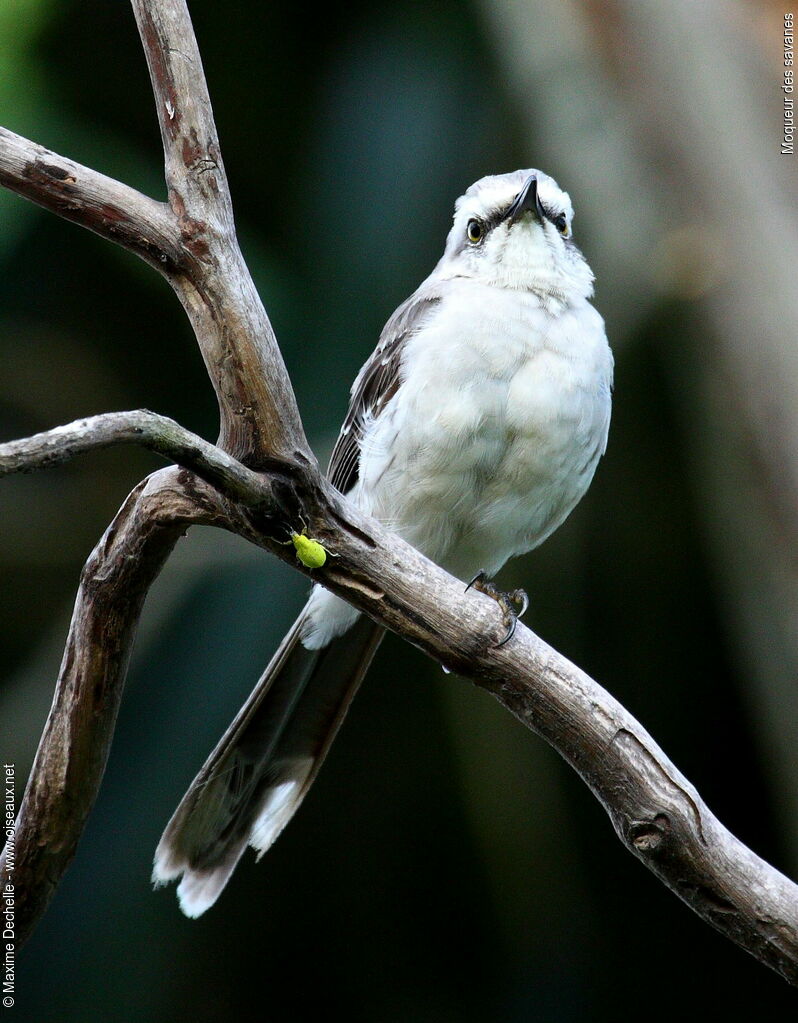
[0,0,796,985]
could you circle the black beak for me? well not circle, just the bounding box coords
[503,175,546,226]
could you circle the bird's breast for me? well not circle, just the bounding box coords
[357,283,612,573]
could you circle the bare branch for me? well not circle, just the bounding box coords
[131,0,233,226]
[141,462,798,985]
[0,7,311,468]
[0,468,221,947]
[0,410,276,508]
[167,249,312,466]
[220,474,798,985]
[4,419,798,974]
[0,126,182,273]
[128,0,310,465]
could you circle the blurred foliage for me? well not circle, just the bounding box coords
[1,1,796,1020]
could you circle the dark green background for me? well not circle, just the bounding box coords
[1,1,795,1019]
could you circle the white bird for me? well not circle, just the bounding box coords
[153,169,614,917]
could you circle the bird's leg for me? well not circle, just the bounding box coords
[465,571,529,647]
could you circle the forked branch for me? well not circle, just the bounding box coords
[0,0,796,986]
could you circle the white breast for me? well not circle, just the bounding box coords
[355,280,613,579]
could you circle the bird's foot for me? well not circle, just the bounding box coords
[465,571,529,647]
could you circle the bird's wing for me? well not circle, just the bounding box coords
[327,282,443,494]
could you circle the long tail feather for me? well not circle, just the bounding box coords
[153,609,384,917]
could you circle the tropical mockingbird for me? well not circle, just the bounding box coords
[153,168,614,916]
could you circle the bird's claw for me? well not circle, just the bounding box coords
[465,571,529,647]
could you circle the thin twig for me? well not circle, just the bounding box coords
[0,410,274,508]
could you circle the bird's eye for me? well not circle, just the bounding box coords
[554,213,570,237]
[467,219,484,244]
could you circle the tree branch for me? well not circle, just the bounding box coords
[0,4,312,468]
[5,406,798,975]
[0,126,183,273]
[176,472,798,984]
[0,410,277,508]
[132,0,234,225]
[0,469,218,946]
[130,0,310,466]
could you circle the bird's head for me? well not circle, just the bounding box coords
[437,169,594,301]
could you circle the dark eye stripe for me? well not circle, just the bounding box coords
[491,201,566,230]
[465,208,505,236]
[460,201,569,245]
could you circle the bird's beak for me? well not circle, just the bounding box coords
[503,175,546,227]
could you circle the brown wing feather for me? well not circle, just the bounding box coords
[327,286,442,494]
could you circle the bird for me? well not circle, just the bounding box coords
[152,169,614,917]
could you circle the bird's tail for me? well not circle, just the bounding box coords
[152,606,384,917]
